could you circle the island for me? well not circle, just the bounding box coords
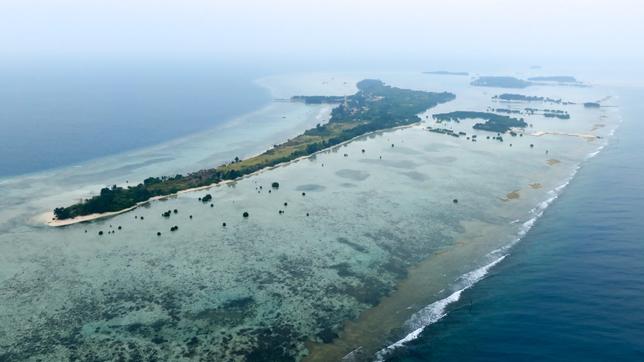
[471,76,532,89]
[423,70,469,76]
[493,108,522,114]
[527,76,578,83]
[433,111,527,133]
[492,93,570,104]
[52,80,455,221]
[494,107,570,119]
[525,108,570,119]
[584,102,601,108]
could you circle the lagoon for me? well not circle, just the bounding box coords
[0,70,620,361]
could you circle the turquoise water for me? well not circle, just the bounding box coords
[0,70,625,361]
[385,88,644,361]
[0,62,269,177]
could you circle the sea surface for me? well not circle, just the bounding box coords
[0,62,270,177]
[0,68,628,361]
[384,88,644,361]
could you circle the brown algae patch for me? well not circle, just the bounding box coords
[529,183,543,189]
[501,190,521,202]
[547,159,561,166]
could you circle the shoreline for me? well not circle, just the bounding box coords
[46,78,457,224]
[45,123,599,228]
[3,71,623,361]
[304,134,613,361]
[44,119,425,227]
[2,77,276,183]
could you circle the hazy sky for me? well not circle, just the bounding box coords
[2,0,643,68]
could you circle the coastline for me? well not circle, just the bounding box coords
[44,119,427,227]
[2,71,622,361]
[45,79,455,226]
[373,89,644,362]
[305,130,614,361]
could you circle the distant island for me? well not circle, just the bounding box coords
[471,76,532,89]
[527,76,578,83]
[423,71,469,76]
[500,107,571,119]
[584,102,601,108]
[492,93,573,105]
[53,80,455,221]
[433,111,527,133]
[473,75,587,89]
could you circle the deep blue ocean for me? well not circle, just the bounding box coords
[387,88,644,361]
[0,62,270,177]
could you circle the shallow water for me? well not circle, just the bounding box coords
[0,63,270,177]
[0,71,620,360]
[384,87,644,362]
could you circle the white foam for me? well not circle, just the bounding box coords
[372,123,619,361]
[374,255,506,361]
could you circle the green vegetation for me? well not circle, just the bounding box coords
[543,112,570,120]
[53,79,454,220]
[525,108,570,119]
[527,76,578,83]
[493,93,570,104]
[426,126,460,137]
[494,108,522,114]
[471,76,532,89]
[433,111,527,133]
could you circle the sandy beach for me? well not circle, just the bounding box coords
[44,120,426,227]
[532,130,599,141]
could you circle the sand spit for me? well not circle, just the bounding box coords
[532,131,599,141]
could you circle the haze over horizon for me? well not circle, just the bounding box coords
[2,0,643,76]
[2,2,644,361]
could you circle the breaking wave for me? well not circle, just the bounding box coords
[374,135,614,361]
